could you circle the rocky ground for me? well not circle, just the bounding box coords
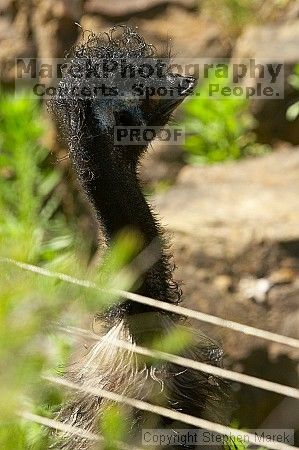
[151,147,299,428]
[153,146,299,357]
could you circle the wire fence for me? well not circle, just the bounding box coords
[1,257,299,348]
[45,375,299,450]
[60,325,299,399]
[20,411,143,450]
[2,256,299,450]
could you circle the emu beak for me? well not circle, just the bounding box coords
[179,76,197,96]
[158,75,197,117]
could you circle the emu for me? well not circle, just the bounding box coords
[50,25,231,449]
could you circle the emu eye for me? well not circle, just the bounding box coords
[114,110,136,127]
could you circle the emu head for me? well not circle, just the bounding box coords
[50,25,196,163]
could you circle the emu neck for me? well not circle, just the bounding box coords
[72,134,180,316]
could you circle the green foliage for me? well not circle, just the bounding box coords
[286,64,299,121]
[224,436,267,450]
[0,92,72,263]
[0,93,141,449]
[181,77,269,164]
[0,92,74,448]
[97,229,143,296]
[100,405,128,450]
[152,327,193,356]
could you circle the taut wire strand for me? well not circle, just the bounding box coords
[1,256,299,348]
[60,325,299,400]
[45,375,299,450]
[20,411,143,450]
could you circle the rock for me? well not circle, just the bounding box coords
[0,16,13,41]
[80,14,108,34]
[281,309,299,340]
[85,0,196,17]
[140,140,184,186]
[153,150,299,362]
[0,0,83,84]
[234,21,299,63]
[214,274,233,293]
[233,21,299,144]
[269,304,299,360]
[238,277,271,304]
[0,3,36,84]
[285,1,299,20]
[155,149,299,258]
[269,267,296,285]
[0,0,12,12]
[32,0,82,58]
[1,1,229,85]
[134,6,230,58]
[81,5,230,59]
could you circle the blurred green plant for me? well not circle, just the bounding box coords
[0,92,74,449]
[286,64,299,121]
[0,92,73,263]
[0,93,141,449]
[101,405,128,450]
[224,437,267,450]
[181,76,269,164]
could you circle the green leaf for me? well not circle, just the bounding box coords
[286,101,299,121]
